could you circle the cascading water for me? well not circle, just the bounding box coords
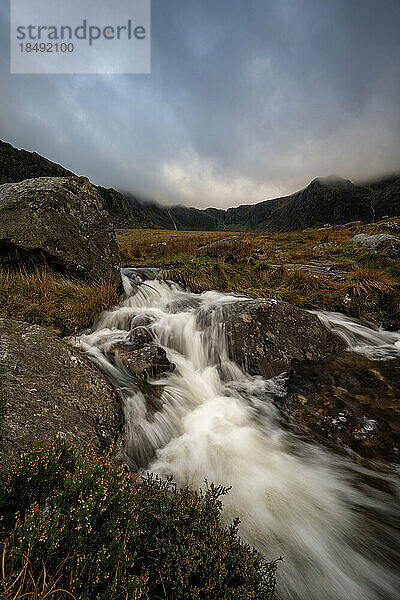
[76,270,400,600]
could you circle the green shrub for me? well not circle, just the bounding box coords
[0,439,277,600]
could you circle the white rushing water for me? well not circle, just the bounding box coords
[76,271,400,600]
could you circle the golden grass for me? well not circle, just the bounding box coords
[1,542,78,600]
[0,267,119,335]
[346,268,394,297]
[116,225,400,329]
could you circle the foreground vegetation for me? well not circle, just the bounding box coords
[0,267,119,335]
[0,440,277,600]
[117,220,400,329]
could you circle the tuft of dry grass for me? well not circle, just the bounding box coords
[0,267,119,335]
[1,544,78,600]
[346,268,394,297]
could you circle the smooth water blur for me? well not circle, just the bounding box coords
[76,272,400,600]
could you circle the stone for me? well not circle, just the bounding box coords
[351,233,400,259]
[112,345,175,379]
[0,318,121,470]
[128,326,153,347]
[269,262,349,283]
[130,314,155,329]
[198,236,242,251]
[224,299,345,379]
[281,352,400,462]
[0,176,122,287]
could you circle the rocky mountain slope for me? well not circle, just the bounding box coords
[134,174,400,231]
[0,140,151,228]
[2,139,398,232]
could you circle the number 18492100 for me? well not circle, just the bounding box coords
[19,42,74,52]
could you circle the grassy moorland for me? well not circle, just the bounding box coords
[0,267,119,335]
[117,219,400,329]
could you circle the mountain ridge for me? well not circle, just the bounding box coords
[1,139,399,232]
[130,173,400,231]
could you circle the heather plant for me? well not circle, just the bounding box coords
[0,439,278,600]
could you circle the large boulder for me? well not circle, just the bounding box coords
[224,299,345,379]
[351,233,400,259]
[0,176,121,287]
[0,318,121,470]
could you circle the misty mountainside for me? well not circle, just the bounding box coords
[0,140,151,229]
[1,140,399,232]
[131,174,400,232]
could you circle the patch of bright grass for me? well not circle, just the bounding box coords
[0,439,278,600]
[0,267,119,335]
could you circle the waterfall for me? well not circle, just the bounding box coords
[75,271,400,600]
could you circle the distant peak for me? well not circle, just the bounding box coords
[310,175,353,187]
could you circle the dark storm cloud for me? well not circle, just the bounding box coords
[1,0,399,207]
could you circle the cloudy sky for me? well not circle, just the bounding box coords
[1,0,400,208]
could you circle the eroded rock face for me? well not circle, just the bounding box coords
[0,176,121,287]
[0,319,121,470]
[352,233,400,259]
[224,299,345,379]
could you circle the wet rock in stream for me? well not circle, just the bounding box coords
[110,345,175,380]
[281,352,400,462]
[130,314,155,329]
[224,298,345,379]
[128,326,154,347]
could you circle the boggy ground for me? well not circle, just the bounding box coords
[117,217,400,330]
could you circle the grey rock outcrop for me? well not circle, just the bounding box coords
[351,233,400,259]
[0,318,121,469]
[0,176,121,287]
[224,299,345,379]
[198,236,242,251]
